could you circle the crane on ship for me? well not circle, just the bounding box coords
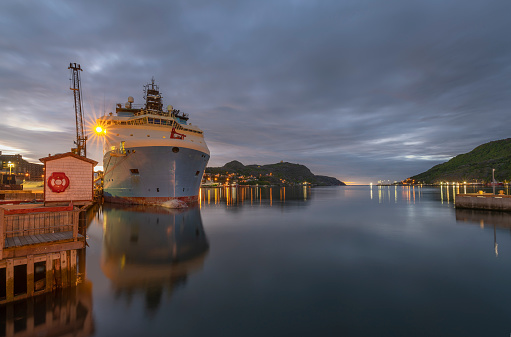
[69,62,87,157]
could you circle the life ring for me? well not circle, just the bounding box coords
[48,172,70,193]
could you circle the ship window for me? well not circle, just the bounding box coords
[130,169,139,174]
[147,135,150,137]
[130,134,133,136]
[172,147,179,153]
[195,171,200,176]
[157,188,159,192]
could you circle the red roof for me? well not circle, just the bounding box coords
[39,152,98,166]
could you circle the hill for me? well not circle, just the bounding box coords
[408,138,511,184]
[206,161,346,186]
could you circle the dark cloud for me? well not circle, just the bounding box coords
[1,0,510,183]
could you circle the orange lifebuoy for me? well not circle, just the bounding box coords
[47,172,70,193]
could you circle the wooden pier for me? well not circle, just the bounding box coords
[0,204,86,304]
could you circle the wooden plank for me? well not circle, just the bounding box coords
[29,234,41,244]
[19,236,30,246]
[27,254,34,296]
[0,207,4,259]
[61,251,68,287]
[23,234,34,245]
[13,258,27,266]
[2,239,85,259]
[29,234,40,245]
[13,235,22,247]
[54,232,65,240]
[70,249,77,286]
[3,204,73,215]
[34,255,46,263]
[6,237,15,248]
[45,254,52,292]
[6,259,14,302]
[73,210,79,241]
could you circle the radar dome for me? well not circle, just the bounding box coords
[125,102,130,108]
[167,105,173,112]
[128,96,134,103]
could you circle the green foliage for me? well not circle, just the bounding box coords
[409,138,511,183]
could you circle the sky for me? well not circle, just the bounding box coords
[1,0,510,184]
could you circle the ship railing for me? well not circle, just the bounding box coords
[101,116,203,135]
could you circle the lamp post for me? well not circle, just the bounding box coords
[7,161,14,175]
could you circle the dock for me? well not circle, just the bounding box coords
[456,192,511,211]
[0,203,86,304]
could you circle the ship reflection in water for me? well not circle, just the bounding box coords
[101,204,209,314]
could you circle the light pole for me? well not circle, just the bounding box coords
[7,161,14,175]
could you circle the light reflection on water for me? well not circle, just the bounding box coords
[199,185,311,207]
[4,186,511,336]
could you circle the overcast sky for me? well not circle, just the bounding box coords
[1,0,510,184]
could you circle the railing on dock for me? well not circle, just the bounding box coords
[0,207,80,260]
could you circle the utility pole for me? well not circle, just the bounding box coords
[69,63,87,157]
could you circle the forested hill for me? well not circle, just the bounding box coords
[206,161,346,186]
[408,138,511,184]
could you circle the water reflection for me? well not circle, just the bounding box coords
[370,185,424,204]
[101,205,208,314]
[0,282,94,337]
[455,208,511,257]
[200,186,311,207]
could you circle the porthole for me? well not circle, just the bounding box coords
[172,147,179,153]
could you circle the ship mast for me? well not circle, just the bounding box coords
[144,77,164,115]
[69,62,87,157]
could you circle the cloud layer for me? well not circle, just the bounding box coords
[1,0,510,183]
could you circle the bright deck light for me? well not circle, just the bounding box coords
[95,125,106,134]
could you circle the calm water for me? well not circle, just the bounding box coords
[4,185,511,336]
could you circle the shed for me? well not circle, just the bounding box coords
[40,152,98,206]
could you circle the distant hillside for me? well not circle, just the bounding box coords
[409,138,511,184]
[206,161,346,186]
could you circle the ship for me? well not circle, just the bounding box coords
[96,79,210,207]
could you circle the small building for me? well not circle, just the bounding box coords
[39,152,97,206]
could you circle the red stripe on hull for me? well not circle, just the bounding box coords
[104,195,198,207]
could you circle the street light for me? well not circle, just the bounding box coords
[7,161,14,174]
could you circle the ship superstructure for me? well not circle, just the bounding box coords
[96,79,209,206]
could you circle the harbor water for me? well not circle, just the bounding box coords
[3,185,511,336]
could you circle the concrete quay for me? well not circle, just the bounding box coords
[456,192,511,211]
